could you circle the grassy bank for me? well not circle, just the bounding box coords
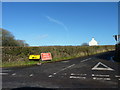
[2,45,115,67]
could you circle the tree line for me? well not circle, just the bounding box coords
[1,28,29,47]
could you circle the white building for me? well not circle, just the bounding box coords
[89,38,98,46]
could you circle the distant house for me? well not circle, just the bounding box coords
[89,38,98,46]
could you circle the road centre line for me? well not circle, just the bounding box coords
[12,73,16,76]
[53,64,75,75]
[49,64,75,77]
[48,75,53,77]
[30,74,33,77]
[81,58,91,62]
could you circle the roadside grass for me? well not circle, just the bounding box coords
[2,61,40,67]
[1,57,74,67]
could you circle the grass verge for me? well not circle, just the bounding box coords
[2,50,114,68]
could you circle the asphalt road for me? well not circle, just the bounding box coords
[1,51,120,90]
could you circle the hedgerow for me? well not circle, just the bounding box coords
[2,45,115,63]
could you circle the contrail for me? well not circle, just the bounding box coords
[46,16,68,32]
[46,16,69,43]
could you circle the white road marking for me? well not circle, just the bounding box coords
[71,73,87,76]
[93,77,111,80]
[70,76,86,79]
[92,62,114,71]
[48,75,53,78]
[81,58,91,62]
[71,73,79,75]
[49,64,75,77]
[119,79,120,80]
[12,73,16,76]
[80,74,87,76]
[53,64,75,75]
[92,74,110,77]
[30,74,33,77]
[115,75,120,78]
[53,73,56,75]
[0,73,8,75]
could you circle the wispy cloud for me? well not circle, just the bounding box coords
[35,34,48,40]
[46,16,68,32]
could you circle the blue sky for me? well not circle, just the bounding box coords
[2,2,118,46]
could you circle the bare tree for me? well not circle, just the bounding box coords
[1,28,29,47]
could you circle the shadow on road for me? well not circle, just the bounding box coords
[94,51,115,61]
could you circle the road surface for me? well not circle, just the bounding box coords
[2,51,120,90]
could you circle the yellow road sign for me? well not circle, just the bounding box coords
[29,55,40,59]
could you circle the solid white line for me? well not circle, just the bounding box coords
[81,58,91,62]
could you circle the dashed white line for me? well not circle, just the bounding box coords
[30,74,34,77]
[93,77,111,80]
[71,73,87,76]
[92,74,110,77]
[53,73,57,75]
[48,75,53,78]
[70,76,86,79]
[0,73,8,75]
[53,64,75,75]
[81,58,91,62]
[12,73,16,76]
[48,64,75,77]
[115,75,120,78]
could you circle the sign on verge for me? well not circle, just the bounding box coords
[41,53,52,61]
[29,55,40,60]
